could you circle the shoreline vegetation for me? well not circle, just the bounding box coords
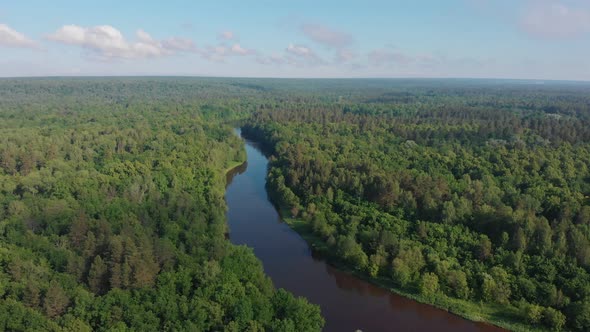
[257,137,566,332]
[233,130,537,331]
[256,148,545,331]
[224,160,246,177]
[278,206,547,332]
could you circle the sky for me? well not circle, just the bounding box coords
[0,0,589,80]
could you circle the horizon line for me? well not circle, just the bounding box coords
[0,75,589,84]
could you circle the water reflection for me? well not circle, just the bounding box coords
[226,161,247,187]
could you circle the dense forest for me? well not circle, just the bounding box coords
[2,77,590,331]
[0,78,324,331]
[241,80,590,331]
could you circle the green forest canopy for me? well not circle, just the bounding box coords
[0,78,324,331]
[2,77,590,331]
[241,78,590,331]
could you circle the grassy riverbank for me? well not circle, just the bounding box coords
[278,208,552,332]
[224,160,245,175]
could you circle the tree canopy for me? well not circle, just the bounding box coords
[241,78,590,331]
[0,78,324,331]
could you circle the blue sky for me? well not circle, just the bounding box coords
[0,0,589,80]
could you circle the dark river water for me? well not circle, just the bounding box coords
[225,133,505,332]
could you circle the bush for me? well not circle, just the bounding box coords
[543,307,566,331]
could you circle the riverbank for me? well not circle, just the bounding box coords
[237,128,530,331]
[277,207,552,332]
[224,160,245,176]
[227,136,518,331]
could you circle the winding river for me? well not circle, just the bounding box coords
[225,131,505,332]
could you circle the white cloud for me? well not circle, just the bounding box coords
[301,23,352,49]
[201,45,228,61]
[136,29,153,43]
[0,24,37,48]
[335,49,356,63]
[198,42,255,62]
[368,47,448,68]
[162,37,197,52]
[298,23,356,65]
[47,25,196,59]
[218,30,236,40]
[230,43,254,55]
[365,46,494,79]
[255,53,287,65]
[284,43,326,66]
[286,43,314,57]
[368,48,412,66]
[521,2,590,38]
